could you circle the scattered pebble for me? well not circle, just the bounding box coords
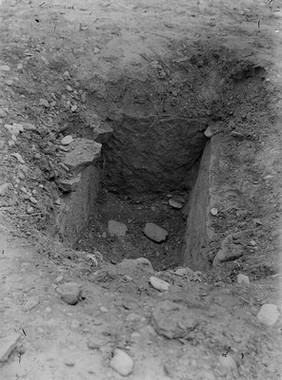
[110,349,134,377]
[66,85,73,92]
[149,276,170,291]
[26,207,34,214]
[94,47,100,54]
[204,126,213,138]
[237,274,250,284]
[143,223,168,243]
[61,135,74,145]
[168,198,183,209]
[71,105,77,112]
[55,275,64,284]
[29,196,38,204]
[210,208,218,216]
[257,304,280,326]
[56,282,81,305]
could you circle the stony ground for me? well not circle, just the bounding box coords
[0,0,282,379]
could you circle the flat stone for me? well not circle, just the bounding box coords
[23,296,39,311]
[143,223,168,243]
[0,65,11,71]
[257,304,280,326]
[210,208,218,216]
[61,135,74,145]
[110,349,134,376]
[237,274,250,284]
[151,300,198,339]
[21,122,36,131]
[108,220,128,236]
[149,276,170,291]
[11,153,25,164]
[39,98,49,107]
[56,282,81,305]
[0,333,21,363]
[63,139,101,172]
[93,123,113,144]
[168,198,183,209]
[174,267,194,276]
[57,174,81,193]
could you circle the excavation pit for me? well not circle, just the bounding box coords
[48,47,269,272]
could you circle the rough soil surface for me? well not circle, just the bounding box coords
[0,0,282,379]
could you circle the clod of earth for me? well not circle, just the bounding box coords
[151,300,198,339]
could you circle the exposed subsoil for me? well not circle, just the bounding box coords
[0,0,282,379]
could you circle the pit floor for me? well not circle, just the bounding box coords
[76,188,187,271]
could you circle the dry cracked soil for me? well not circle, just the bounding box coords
[0,0,282,379]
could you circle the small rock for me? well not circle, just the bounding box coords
[71,319,80,329]
[5,79,13,86]
[136,257,154,272]
[100,306,108,313]
[61,135,73,145]
[29,196,38,204]
[143,223,168,243]
[0,109,7,118]
[22,122,36,131]
[249,239,257,246]
[56,282,81,305]
[66,85,73,92]
[63,71,71,79]
[102,232,107,238]
[0,182,12,196]
[64,360,75,367]
[11,153,25,164]
[0,333,21,363]
[149,276,170,291]
[93,47,100,54]
[55,275,64,284]
[204,126,213,138]
[125,313,140,322]
[168,198,183,209]
[39,98,49,107]
[17,63,23,71]
[0,65,11,72]
[8,140,15,147]
[57,174,81,193]
[63,139,101,171]
[23,296,39,311]
[26,207,34,214]
[71,105,77,112]
[219,354,237,371]
[108,220,128,237]
[237,274,250,284]
[257,304,280,326]
[110,349,134,377]
[210,208,218,216]
[174,267,194,276]
[4,123,24,136]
